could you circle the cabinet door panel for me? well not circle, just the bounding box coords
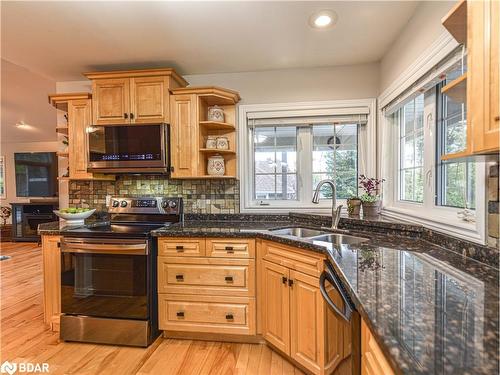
[130,76,169,123]
[42,236,61,331]
[262,260,290,354]
[289,270,324,374]
[68,99,93,179]
[92,78,130,125]
[170,94,198,178]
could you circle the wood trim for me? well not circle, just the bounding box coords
[170,86,241,103]
[48,92,92,111]
[42,235,61,330]
[163,330,264,344]
[83,68,188,87]
[442,0,467,44]
[441,72,467,103]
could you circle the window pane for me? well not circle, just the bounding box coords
[399,95,424,203]
[253,126,297,201]
[312,124,358,199]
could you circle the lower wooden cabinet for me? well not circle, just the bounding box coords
[260,242,347,375]
[361,319,395,375]
[42,235,61,331]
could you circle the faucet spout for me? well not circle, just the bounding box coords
[312,179,342,230]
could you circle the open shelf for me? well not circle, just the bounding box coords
[197,175,237,179]
[441,73,467,103]
[440,149,471,161]
[49,92,91,111]
[199,148,236,154]
[199,121,235,130]
[442,0,467,44]
[56,126,68,135]
[57,151,69,158]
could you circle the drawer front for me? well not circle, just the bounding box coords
[262,240,324,277]
[158,238,205,257]
[206,239,255,258]
[159,294,255,335]
[158,257,255,296]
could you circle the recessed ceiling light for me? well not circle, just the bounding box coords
[309,10,337,29]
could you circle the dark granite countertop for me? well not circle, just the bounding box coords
[153,220,499,375]
[38,215,499,374]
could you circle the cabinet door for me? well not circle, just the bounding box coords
[68,99,93,179]
[92,78,130,125]
[469,0,500,153]
[169,94,198,178]
[289,270,325,374]
[130,76,169,124]
[361,320,395,375]
[42,235,61,331]
[262,260,290,354]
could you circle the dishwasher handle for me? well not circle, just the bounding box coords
[319,266,353,323]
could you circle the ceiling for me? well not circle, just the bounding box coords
[1,1,419,81]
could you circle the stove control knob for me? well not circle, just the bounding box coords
[120,200,128,207]
[112,200,119,208]
[168,201,177,209]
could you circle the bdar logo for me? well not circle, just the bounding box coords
[0,361,17,375]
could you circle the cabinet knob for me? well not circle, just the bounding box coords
[124,113,128,119]
[282,276,287,285]
[175,274,184,281]
[288,279,294,287]
[225,276,234,283]
[130,113,134,120]
[495,116,499,122]
[176,311,184,318]
[225,314,234,320]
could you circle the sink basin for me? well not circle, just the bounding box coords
[270,227,328,238]
[310,233,369,245]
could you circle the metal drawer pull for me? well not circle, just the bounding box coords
[225,276,234,283]
[225,246,234,253]
[225,314,234,320]
[175,274,184,281]
[175,245,184,252]
[282,276,288,284]
[176,311,184,318]
[288,279,294,287]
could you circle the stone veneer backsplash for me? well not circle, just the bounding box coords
[69,176,240,214]
[487,161,499,249]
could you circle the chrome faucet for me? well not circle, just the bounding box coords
[312,179,343,230]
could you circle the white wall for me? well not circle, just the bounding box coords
[379,1,455,93]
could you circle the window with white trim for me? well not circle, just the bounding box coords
[239,100,376,212]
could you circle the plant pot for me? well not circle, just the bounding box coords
[347,198,361,216]
[362,200,381,217]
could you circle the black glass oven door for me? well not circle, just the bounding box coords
[60,238,149,320]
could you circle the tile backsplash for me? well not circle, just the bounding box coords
[69,176,240,214]
[488,162,499,249]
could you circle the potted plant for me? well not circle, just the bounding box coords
[346,194,361,216]
[358,175,385,217]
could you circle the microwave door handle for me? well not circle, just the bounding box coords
[319,270,352,323]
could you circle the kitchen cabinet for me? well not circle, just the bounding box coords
[42,235,61,331]
[169,86,240,179]
[157,237,256,337]
[361,319,395,375]
[441,0,500,158]
[260,240,346,375]
[84,68,188,126]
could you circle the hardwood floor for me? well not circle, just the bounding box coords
[0,242,305,375]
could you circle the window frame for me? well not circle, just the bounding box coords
[238,99,377,213]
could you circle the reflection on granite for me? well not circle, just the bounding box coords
[37,218,109,235]
[153,220,499,375]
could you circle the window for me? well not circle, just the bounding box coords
[436,83,476,209]
[240,100,376,212]
[398,95,424,203]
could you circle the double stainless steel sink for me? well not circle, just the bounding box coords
[269,227,369,245]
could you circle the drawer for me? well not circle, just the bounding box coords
[206,238,255,258]
[158,257,255,297]
[261,240,325,277]
[158,238,205,257]
[159,294,255,335]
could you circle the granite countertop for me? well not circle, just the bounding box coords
[153,220,499,375]
[38,216,499,374]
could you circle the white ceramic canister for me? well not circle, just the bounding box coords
[207,154,225,176]
[207,105,225,122]
[216,136,229,150]
[206,136,218,149]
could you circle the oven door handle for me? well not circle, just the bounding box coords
[319,267,352,323]
[61,240,148,255]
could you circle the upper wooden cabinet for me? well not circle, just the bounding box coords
[169,86,241,179]
[442,0,500,157]
[83,68,187,125]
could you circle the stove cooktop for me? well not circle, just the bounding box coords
[62,223,169,238]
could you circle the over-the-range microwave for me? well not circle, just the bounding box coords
[87,123,171,174]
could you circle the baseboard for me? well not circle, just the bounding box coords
[163,330,265,344]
